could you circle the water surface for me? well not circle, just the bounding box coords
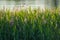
[0,0,45,10]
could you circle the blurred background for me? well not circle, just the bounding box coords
[0,0,60,9]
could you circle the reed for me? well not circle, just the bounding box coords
[0,8,60,40]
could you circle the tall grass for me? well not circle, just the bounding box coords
[0,8,60,40]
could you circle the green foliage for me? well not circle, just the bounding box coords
[0,8,60,40]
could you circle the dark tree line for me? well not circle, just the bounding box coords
[53,0,58,8]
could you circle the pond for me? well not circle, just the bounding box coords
[0,0,60,10]
[0,0,45,10]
